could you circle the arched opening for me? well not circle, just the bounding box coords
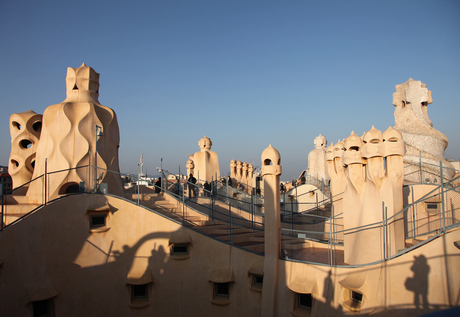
[59,182,80,194]
[10,159,19,168]
[20,139,33,149]
[32,120,42,133]
[25,156,36,173]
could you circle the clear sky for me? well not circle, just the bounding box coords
[1,0,459,181]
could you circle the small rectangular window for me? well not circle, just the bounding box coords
[214,282,230,298]
[343,289,363,312]
[425,202,440,215]
[90,214,106,228]
[33,299,52,317]
[426,203,439,210]
[253,274,264,287]
[171,244,189,255]
[131,284,148,300]
[351,291,363,303]
[297,293,312,310]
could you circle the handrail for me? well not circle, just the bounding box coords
[2,163,459,268]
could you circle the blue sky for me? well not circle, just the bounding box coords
[1,0,459,180]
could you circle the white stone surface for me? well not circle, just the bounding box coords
[393,78,455,183]
[307,134,330,183]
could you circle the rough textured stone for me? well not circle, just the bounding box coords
[307,134,330,183]
[393,78,455,183]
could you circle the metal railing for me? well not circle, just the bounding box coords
[404,174,460,239]
[154,169,265,229]
[1,162,131,229]
[280,174,460,266]
[294,170,329,189]
[3,163,460,266]
[122,168,265,253]
[403,157,457,185]
[280,188,331,215]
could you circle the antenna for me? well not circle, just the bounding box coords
[139,153,144,176]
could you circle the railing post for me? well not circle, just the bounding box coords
[316,192,318,215]
[44,158,47,206]
[332,204,335,264]
[412,190,416,238]
[251,193,254,229]
[295,185,298,213]
[137,175,140,206]
[440,161,446,233]
[95,126,97,192]
[282,191,285,221]
[211,180,214,221]
[385,206,389,259]
[88,151,91,193]
[160,158,163,193]
[279,227,282,259]
[329,212,332,265]
[228,200,232,244]
[182,180,185,223]
[226,176,229,203]
[420,151,423,184]
[382,201,386,261]
[331,202,335,239]
[1,180,4,230]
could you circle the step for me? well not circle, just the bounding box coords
[212,227,253,235]
[250,236,265,243]
[200,220,226,226]
[158,212,204,224]
[234,241,265,253]
[154,200,177,207]
[170,210,204,218]
[153,202,177,209]
[188,219,213,227]
[282,240,312,250]
[194,224,229,234]
[217,231,264,243]
[152,205,178,213]
[182,215,206,223]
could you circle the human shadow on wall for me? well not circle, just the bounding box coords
[323,269,334,311]
[72,223,176,315]
[405,255,430,310]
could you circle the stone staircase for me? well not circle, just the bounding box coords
[194,222,266,253]
[134,193,208,226]
[131,192,320,258]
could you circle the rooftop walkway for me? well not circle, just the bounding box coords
[127,191,344,265]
